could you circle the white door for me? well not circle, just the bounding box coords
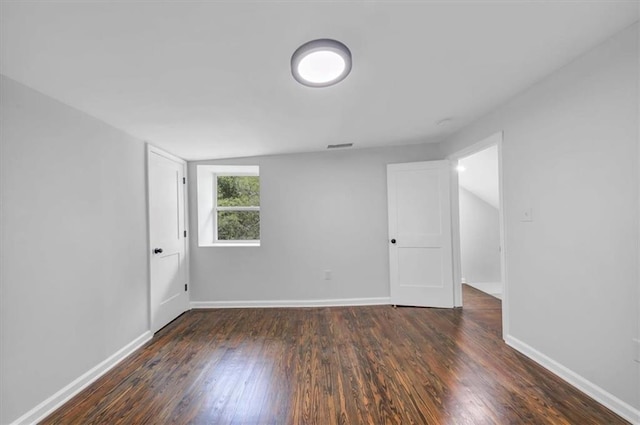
[148,146,189,333]
[387,160,454,308]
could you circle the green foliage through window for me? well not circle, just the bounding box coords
[216,175,260,241]
[217,210,259,240]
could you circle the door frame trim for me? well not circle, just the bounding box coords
[146,143,190,333]
[447,131,508,338]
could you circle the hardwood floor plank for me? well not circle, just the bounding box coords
[41,286,629,424]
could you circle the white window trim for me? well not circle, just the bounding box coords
[197,165,260,247]
[216,206,260,211]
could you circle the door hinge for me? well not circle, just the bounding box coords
[185,284,188,292]
[183,177,186,184]
[184,230,187,237]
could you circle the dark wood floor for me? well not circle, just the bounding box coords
[42,285,628,424]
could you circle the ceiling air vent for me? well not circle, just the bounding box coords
[327,143,353,149]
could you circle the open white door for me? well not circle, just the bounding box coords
[387,160,454,308]
[148,145,189,333]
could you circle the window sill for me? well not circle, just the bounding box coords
[199,242,261,248]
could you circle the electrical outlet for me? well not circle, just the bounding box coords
[324,269,332,280]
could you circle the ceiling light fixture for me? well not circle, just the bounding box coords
[291,39,352,87]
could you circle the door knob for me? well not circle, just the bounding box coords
[153,248,163,254]
[390,239,396,244]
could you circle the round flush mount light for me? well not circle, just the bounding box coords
[291,39,352,87]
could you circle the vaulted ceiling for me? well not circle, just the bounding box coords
[459,145,500,209]
[1,1,637,160]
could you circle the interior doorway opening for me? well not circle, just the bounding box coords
[450,132,507,337]
[458,144,502,299]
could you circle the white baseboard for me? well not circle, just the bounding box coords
[191,297,391,309]
[505,335,640,424]
[10,331,153,425]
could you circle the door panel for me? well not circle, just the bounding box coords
[388,161,454,307]
[148,147,188,333]
[398,248,443,288]
[156,252,182,302]
[396,169,442,235]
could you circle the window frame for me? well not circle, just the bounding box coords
[197,165,260,247]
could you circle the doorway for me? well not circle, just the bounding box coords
[450,132,507,336]
[458,144,501,298]
[147,144,190,333]
[387,161,455,308]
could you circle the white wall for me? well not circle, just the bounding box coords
[440,24,639,415]
[188,144,442,304]
[459,187,501,296]
[0,76,150,424]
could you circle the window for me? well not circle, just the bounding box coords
[197,165,260,247]
[216,175,260,241]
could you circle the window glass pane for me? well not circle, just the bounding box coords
[217,176,260,207]
[217,210,260,240]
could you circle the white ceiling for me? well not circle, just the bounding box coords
[459,145,499,208]
[1,1,637,160]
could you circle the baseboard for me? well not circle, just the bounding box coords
[10,331,153,425]
[191,297,391,309]
[505,335,640,424]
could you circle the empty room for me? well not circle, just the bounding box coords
[1,1,639,424]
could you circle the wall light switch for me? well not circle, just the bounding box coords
[324,270,332,280]
[521,208,533,222]
[633,338,640,363]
